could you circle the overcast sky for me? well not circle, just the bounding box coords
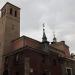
[0,0,75,53]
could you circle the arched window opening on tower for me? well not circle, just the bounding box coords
[10,8,13,15]
[1,9,6,17]
[14,10,17,17]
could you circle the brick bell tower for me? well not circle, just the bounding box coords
[0,2,20,75]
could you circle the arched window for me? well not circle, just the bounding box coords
[10,8,13,15]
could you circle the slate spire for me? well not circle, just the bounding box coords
[42,23,47,42]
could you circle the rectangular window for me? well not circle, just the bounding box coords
[24,57,30,75]
[66,67,72,75]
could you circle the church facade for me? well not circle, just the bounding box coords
[0,2,75,75]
